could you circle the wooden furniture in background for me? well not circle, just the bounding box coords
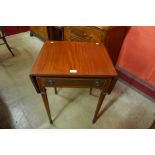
[48,26,64,40]
[30,26,49,40]
[30,26,63,41]
[0,26,14,56]
[64,26,129,65]
[30,26,128,65]
[30,41,117,124]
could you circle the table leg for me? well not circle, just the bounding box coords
[89,88,93,95]
[108,77,117,94]
[54,87,58,94]
[41,89,53,124]
[92,90,106,123]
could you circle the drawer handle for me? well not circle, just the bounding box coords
[95,80,101,87]
[84,32,87,36]
[47,79,55,85]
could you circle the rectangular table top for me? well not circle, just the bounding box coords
[31,41,117,78]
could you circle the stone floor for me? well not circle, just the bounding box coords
[0,32,155,129]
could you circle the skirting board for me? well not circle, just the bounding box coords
[116,65,155,101]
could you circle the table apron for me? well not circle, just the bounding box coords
[36,77,112,89]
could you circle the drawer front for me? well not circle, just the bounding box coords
[37,77,111,89]
[64,26,105,42]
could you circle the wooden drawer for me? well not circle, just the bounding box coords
[64,26,106,42]
[37,77,111,89]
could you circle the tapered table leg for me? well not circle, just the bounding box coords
[93,90,106,123]
[54,87,58,94]
[89,88,92,95]
[41,89,53,124]
[108,77,117,94]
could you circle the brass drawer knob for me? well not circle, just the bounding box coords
[95,80,101,87]
[84,32,87,36]
[47,79,55,85]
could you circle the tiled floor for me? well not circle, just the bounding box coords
[0,32,155,129]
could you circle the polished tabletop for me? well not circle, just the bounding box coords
[31,41,117,78]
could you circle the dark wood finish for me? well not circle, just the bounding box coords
[54,87,58,94]
[36,77,111,89]
[93,93,106,123]
[30,41,117,124]
[108,77,118,94]
[93,79,111,123]
[48,26,64,40]
[89,88,93,95]
[0,26,14,56]
[103,27,129,65]
[41,89,53,124]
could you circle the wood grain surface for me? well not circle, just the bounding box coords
[64,26,129,65]
[31,41,117,77]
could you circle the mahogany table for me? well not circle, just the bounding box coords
[30,41,117,124]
